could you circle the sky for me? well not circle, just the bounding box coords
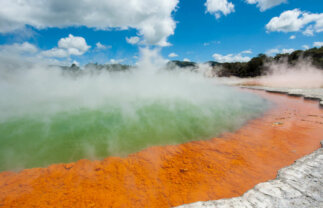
[0,0,322,66]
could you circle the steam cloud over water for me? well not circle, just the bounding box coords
[0,50,269,171]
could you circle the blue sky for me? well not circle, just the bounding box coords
[0,0,322,65]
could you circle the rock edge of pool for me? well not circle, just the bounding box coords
[176,86,323,208]
[176,140,323,208]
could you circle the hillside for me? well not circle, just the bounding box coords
[169,46,323,78]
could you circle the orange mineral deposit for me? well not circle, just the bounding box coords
[0,90,323,208]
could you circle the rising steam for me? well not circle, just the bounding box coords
[258,60,323,88]
[226,59,323,88]
[0,48,269,171]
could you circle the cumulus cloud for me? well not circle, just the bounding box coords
[0,36,89,63]
[95,42,110,50]
[0,42,38,54]
[212,52,251,63]
[303,25,314,36]
[289,35,296,39]
[266,9,323,35]
[41,48,69,58]
[0,0,179,46]
[168,53,178,58]
[241,50,252,54]
[302,45,309,50]
[266,48,295,56]
[266,48,280,55]
[58,34,90,56]
[313,42,323,47]
[183,58,191,62]
[245,0,286,11]
[42,34,90,58]
[0,42,69,66]
[126,36,140,45]
[205,0,235,19]
[281,48,295,54]
[109,59,125,64]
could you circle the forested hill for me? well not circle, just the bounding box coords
[171,46,323,78]
[58,46,323,78]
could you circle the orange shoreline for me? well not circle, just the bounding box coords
[1,89,323,208]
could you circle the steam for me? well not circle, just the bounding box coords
[0,49,269,171]
[219,59,323,89]
[258,60,323,88]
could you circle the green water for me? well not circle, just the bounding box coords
[0,95,269,172]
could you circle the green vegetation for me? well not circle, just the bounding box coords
[215,54,271,77]
[167,46,323,78]
[214,46,323,78]
[58,47,323,78]
[59,63,131,73]
[84,63,131,71]
[273,47,323,68]
[166,60,198,70]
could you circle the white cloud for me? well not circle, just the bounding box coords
[205,0,235,19]
[266,9,323,35]
[0,42,69,66]
[109,59,125,64]
[245,0,286,11]
[302,45,309,50]
[42,34,90,58]
[203,40,221,46]
[0,36,90,65]
[241,50,252,54]
[58,34,90,56]
[41,48,69,58]
[289,35,296,39]
[266,48,280,55]
[281,48,295,54]
[266,48,295,56]
[0,42,38,54]
[303,25,314,36]
[313,42,323,47]
[183,58,191,62]
[212,52,251,63]
[0,0,179,47]
[168,52,178,58]
[126,36,140,45]
[96,42,110,50]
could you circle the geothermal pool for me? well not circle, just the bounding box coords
[0,67,269,171]
[1,90,323,208]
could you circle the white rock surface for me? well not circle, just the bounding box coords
[242,86,323,107]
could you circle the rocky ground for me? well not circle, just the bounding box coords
[176,87,323,208]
